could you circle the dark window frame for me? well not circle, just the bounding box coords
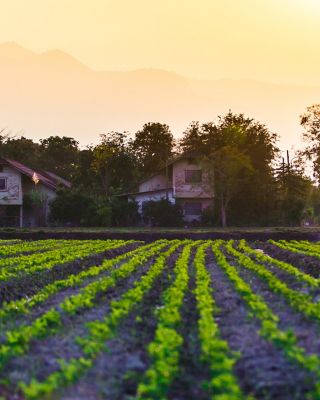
[185,169,202,184]
[0,177,7,191]
[184,201,202,216]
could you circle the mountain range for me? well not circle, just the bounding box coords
[0,42,319,150]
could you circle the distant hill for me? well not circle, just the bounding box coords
[0,42,319,150]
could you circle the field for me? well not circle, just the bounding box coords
[1,239,320,399]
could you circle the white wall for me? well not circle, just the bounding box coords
[0,166,22,205]
[133,189,174,213]
[172,159,212,199]
[139,173,168,193]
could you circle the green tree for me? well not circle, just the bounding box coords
[180,111,279,226]
[91,132,137,195]
[300,104,320,180]
[1,136,41,168]
[133,122,175,173]
[39,136,79,180]
[204,146,253,227]
[278,168,312,226]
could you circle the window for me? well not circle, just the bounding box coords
[185,170,202,183]
[185,202,202,216]
[0,178,7,191]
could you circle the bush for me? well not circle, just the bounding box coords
[201,206,215,226]
[109,197,139,226]
[49,190,92,226]
[142,200,183,227]
[49,190,138,227]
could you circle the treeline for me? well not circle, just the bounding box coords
[1,105,320,227]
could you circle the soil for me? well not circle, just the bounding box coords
[1,230,320,242]
[2,240,320,399]
[0,242,140,304]
[257,241,320,278]
[0,247,181,399]
[208,247,314,399]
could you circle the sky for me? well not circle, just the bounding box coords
[1,0,320,86]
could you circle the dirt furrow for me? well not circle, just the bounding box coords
[208,248,312,400]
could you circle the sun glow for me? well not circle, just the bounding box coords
[292,0,320,11]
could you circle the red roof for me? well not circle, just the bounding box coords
[3,158,71,191]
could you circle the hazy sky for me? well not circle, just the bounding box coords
[1,0,320,85]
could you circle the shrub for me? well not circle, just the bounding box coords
[49,190,91,226]
[142,199,183,227]
[49,190,138,227]
[109,197,139,226]
[201,206,215,226]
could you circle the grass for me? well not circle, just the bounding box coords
[0,226,319,234]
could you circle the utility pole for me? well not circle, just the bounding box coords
[287,150,290,172]
[282,157,285,183]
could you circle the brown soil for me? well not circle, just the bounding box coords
[208,247,313,399]
[0,242,140,304]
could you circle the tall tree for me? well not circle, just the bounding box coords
[180,111,279,226]
[39,136,79,180]
[91,132,137,195]
[204,145,253,227]
[300,104,320,180]
[1,136,41,168]
[133,122,175,173]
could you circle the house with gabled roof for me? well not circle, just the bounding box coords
[0,158,71,227]
[122,153,214,222]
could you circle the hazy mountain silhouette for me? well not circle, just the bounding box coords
[0,42,319,149]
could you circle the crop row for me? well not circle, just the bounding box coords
[193,242,247,399]
[238,240,319,287]
[0,240,163,321]
[19,240,184,399]
[137,241,197,398]
[226,241,320,322]
[270,240,320,258]
[0,239,132,282]
[213,240,320,399]
[0,240,172,372]
[1,238,320,399]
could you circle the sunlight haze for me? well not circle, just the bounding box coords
[0,0,319,150]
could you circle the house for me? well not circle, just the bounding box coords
[124,154,214,222]
[0,158,71,227]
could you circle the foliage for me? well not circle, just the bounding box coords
[49,189,92,225]
[300,104,320,181]
[91,132,137,195]
[180,111,280,226]
[109,197,139,226]
[203,145,253,227]
[39,136,79,180]
[49,189,138,227]
[142,199,183,227]
[133,122,175,173]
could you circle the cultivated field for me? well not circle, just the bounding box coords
[1,238,320,399]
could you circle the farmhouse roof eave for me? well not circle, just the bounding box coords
[116,187,174,197]
[2,158,71,191]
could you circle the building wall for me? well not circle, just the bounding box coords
[177,198,213,222]
[133,189,174,213]
[139,173,169,193]
[172,159,212,199]
[22,177,57,227]
[0,166,22,205]
[133,158,214,224]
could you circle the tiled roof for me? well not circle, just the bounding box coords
[3,158,71,190]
